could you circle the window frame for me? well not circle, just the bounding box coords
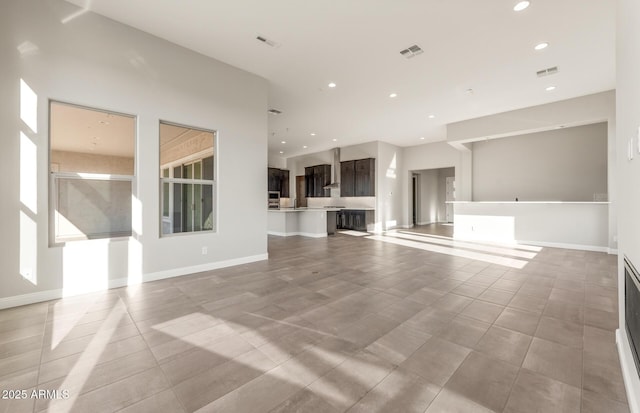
[158,120,217,238]
[48,100,137,246]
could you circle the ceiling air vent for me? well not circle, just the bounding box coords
[400,44,424,59]
[256,35,280,48]
[536,66,559,77]
[268,109,282,115]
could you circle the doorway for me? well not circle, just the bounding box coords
[296,175,307,207]
[409,167,455,226]
[412,174,419,225]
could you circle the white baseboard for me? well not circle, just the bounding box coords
[267,231,327,238]
[609,248,619,255]
[0,253,268,310]
[0,289,64,311]
[517,239,610,253]
[617,329,640,413]
[142,253,268,283]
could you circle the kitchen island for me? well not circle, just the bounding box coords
[268,208,342,237]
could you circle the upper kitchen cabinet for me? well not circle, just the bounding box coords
[268,167,290,198]
[340,160,356,197]
[305,164,331,197]
[341,158,375,197]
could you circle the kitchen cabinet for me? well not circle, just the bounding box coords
[305,164,331,197]
[340,158,375,197]
[340,160,356,197]
[337,209,374,232]
[268,167,290,198]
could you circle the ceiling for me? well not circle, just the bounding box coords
[63,0,616,160]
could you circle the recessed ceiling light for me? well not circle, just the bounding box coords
[328,82,336,88]
[428,114,435,119]
[303,145,308,149]
[310,133,316,136]
[281,140,286,144]
[465,88,474,95]
[546,86,556,91]
[420,137,425,140]
[332,138,337,142]
[279,151,284,154]
[389,93,398,98]
[534,42,549,51]
[513,1,530,11]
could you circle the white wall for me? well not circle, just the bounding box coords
[376,141,403,231]
[417,170,439,224]
[616,0,640,410]
[472,123,608,201]
[2,0,268,307]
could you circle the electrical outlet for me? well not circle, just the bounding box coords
[202,247,208,255]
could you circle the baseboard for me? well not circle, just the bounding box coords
[0,253,269,310]
[267,231,327,238]
[142,253,269,283]
[0,289,63,310]
[609,248,619,255]
[515,239,610,253]
[617,329,640,413]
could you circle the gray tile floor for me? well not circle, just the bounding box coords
[0,226,629,412]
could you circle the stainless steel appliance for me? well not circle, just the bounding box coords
[268,191,280,209]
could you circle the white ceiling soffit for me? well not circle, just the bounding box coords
[63,0,615,159]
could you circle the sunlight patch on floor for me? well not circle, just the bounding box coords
[388,231,538,259]
[366,234,528,269]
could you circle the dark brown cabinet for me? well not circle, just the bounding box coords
[340,158,375,197]
[340,160,356,197]
[267,167,290,198]
[305,164,331,197]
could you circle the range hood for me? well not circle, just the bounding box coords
[323,147,340,189]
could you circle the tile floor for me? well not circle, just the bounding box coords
[0,226,629,412]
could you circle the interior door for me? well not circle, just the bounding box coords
[296,176,307,207]
[445,176,455,223]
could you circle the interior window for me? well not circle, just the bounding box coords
[159,121,215,236]
[49,101,135,243]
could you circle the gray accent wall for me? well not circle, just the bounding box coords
[472,123,608,202]
[1,0,268,305]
